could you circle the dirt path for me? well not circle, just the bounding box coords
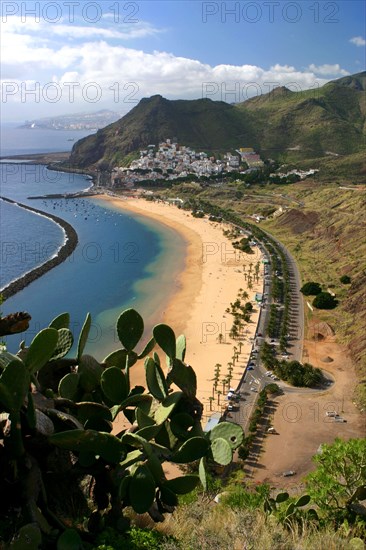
[248,323,365,490]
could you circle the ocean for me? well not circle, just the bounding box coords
[0,126,186,358]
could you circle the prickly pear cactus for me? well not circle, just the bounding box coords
[0,307,243,547]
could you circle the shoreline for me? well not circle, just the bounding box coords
[0,151,71,164]
[101,195,265,422]
[0,197,78,300]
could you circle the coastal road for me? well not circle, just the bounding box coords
[260,228,304,363]
[229,219,305,363]
[225,223,304,435]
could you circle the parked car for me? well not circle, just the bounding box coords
[283,470,296,477]
[247,366,254,371]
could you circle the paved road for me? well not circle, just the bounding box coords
[225,223,305,434]
[260,229,305,363]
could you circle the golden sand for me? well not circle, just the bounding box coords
[102,195,264,424]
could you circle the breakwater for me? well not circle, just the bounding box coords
[0,196,78,300]
[27,191,99,200]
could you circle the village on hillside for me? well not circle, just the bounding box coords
[109,139,317,188]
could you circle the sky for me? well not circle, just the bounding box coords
[0,0,365,122]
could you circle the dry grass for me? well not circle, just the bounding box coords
[145,496,358,550]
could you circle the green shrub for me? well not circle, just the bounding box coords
[221,484,270,510]
[300,282,322,295]
[340,275,351,284]
[95,526,177,550]
[312,291,338,309]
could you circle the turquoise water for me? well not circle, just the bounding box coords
[0,161,185,359]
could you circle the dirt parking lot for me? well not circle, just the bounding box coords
[248,332,365,490]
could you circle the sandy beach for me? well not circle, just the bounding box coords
[102,195,264,424]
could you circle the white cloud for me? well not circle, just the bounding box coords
[1,15,162,41]
[307,64,350,76]
[350,36,366,47]
[49,22,162,40]
[270,64,297,73]
[1,17,341,120]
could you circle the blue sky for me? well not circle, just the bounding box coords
[1,0,365,121]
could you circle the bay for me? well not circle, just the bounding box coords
[0,127,185,359]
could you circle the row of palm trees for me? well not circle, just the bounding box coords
[226,288,255,340]
[209,340,248,410]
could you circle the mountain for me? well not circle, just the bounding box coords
[69,96,257,168]
[69,72,366,169]
[236,72,366,159]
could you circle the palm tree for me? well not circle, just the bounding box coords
[241,291,249,301]
[217,390,222,405]
[222,375,231,393]
[213,363,221,390]
[229,326,238,340]
[217,333,224,344]
[208,396,214,411]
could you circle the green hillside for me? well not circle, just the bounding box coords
[69,95,257,168]
[237,72,366,159]
[69,72,366,171]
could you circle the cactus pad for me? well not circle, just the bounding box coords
[49,429,126,463]
[117,309,144,352]
[129,464,156,513]
[101,366,128,404]
[49,312,70,330]
[77,313,91,361]
[209,421,244,449]
[211,437,232,465]
[24,328,59,373]
[153,324,176,359]
[165,475,200,494]
[145,357,168,400]
[50,328,74,361]
[171,436,209,463]
[58,372,79,401]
